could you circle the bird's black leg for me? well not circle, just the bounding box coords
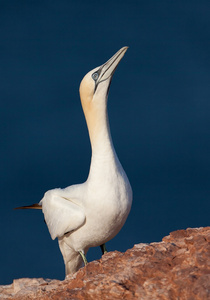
[100,243,108,255]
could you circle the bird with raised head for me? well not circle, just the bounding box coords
[16,47,132,276]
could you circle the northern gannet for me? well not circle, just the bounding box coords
[16,47,132,275]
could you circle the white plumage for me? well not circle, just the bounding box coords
[17,47,132,276]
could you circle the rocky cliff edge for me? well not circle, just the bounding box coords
[1,227,210,299]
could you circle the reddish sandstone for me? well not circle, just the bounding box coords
[1,227,210,299]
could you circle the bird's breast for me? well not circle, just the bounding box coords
[86,163,132,220]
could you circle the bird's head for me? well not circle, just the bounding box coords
[79,47,128,113]
[79,47,128,144]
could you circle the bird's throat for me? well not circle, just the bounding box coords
[85,104,113,156]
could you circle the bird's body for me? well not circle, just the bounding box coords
[16,47,132,275]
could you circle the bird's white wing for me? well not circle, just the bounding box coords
[40,191,85,240]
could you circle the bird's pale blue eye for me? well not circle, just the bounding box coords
[92,72,99,81]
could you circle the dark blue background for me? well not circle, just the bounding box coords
[1,0,209,284]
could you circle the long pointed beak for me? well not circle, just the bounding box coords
[98,46,128,84]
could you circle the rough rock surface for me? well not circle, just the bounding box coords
[1,227,210,299]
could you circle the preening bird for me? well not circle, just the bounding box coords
[16,47,132,275]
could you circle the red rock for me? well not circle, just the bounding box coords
[1,227,210,299]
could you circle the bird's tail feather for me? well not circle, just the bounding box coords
[14,203,42,210]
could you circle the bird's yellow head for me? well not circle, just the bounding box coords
[79,47,128,144]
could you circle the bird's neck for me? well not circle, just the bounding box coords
[83,102,120,180]
[86,104,114,156]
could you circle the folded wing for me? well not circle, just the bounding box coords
[41,191,85,240]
